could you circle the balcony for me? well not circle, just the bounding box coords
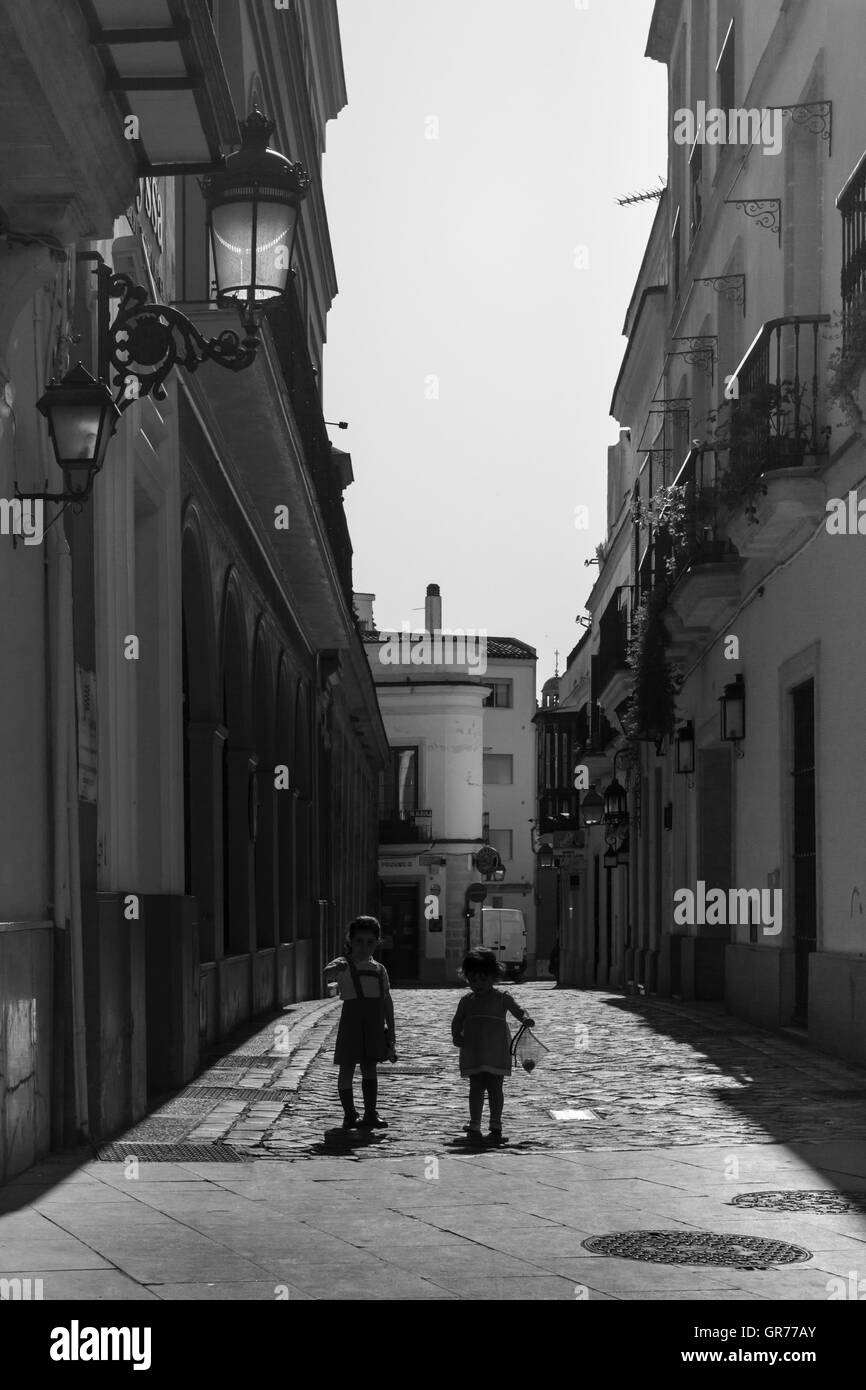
[707,315,831,567]
[719,315,830,481]
[662,449,743,653]
[597,591,630,716]
[378,810,433,845]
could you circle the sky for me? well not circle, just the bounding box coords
[322,0,667,689]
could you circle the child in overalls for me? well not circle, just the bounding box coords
[323,916,396,1129]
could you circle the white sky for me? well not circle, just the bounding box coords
[323,0,666,688]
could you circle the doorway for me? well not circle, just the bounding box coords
[792,679,817,1023]
[379,883,421,983]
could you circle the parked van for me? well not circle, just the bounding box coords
[481,907,527,980]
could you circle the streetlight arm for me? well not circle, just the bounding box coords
[84,255,258,417]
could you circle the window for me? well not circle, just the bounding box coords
[380,747,419,820]
[689,137,703,237]
[483,754,513,785]
[488,829,513,862]
[716,19,735,113]
[483,680,513,709]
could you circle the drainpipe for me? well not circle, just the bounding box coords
[47,520,88,1137]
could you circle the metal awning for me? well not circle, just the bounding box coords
[80,0,238,172]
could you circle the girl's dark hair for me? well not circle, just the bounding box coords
[461,947,503,979]
[344,915,382,954]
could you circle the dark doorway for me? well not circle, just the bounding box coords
[379,883,420,982]
[792,679,817,1023]
[592,854,600,982]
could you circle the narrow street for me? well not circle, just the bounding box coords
[3,985,866,1301]
[132,983,866,1158]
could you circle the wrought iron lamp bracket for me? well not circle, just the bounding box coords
[694,274,746,317]
[90,260,258,415]
[724,199,782,246]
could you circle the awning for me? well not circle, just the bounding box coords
[80,0,238,172]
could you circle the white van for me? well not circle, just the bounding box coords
[481,907,527,981]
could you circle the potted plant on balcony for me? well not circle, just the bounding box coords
[827,295,866,432]
[621,585,681,750]
[635,482,724,577]
[707,381,829,524]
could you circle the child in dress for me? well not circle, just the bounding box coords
[451,947,534,1145]
[323,916,396,1130]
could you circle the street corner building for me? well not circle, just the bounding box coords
[0,0,388,1184]
[358,585,538,985]
[539,0,866,1070]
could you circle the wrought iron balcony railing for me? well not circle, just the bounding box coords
[722,315,831,471]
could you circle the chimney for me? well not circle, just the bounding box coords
[425,583,442,633]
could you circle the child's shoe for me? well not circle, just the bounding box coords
[357,1112,388,1129]
[342,1110,359,1130]
[488,1128,504,1145]
[467,1127,485,1145]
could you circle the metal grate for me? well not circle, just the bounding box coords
[731,1190,866,1213]
[94,1141,252,1162]
[582,1231,811,1269]
[184,1084,294,1103]
[199,1054,282,1069]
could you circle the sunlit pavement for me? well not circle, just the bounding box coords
[3,985,866,1300]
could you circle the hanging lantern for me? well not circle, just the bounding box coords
[580,787,604,827]
[201,108,311,327]
[35,364,120,500]
[603,776,628,823]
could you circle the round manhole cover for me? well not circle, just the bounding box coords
[582,1231,811,1269]
[731,1190,865,1213]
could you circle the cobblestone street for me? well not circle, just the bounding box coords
[5,985,866,1301]
[130,983,866,1160]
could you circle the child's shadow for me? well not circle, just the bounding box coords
[309,1127,388,1156]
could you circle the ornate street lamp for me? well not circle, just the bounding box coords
[34,365,121,502]
[20,108,308,509]
[201,108,311,340]
[720,674,745,755]
[580,787,604,827]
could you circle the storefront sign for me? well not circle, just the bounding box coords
[126,177,166,299]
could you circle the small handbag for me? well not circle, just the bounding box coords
[511,1021,549,1073]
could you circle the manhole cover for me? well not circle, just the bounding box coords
[731,1190,866,1213]
[582,1231,811,1269]
[94,1142,252,1163]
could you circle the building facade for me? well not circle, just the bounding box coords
[0,0,386,1185]
[550,0,866,1069]
[358,585,537,984]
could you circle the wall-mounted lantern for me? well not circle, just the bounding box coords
[34,365,121,502]
[675,720,695,776]
[720,674,745,755]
